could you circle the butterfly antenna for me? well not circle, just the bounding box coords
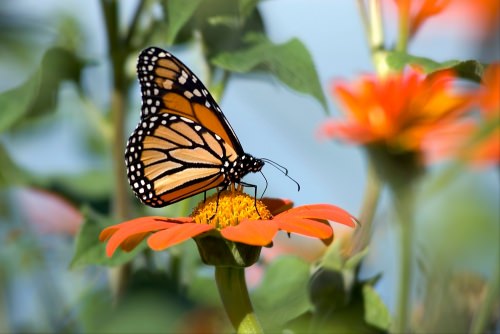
[261,158,301,191]
[259,171,269,199]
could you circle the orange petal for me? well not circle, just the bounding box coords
[480,63,500,117]
[317,120,376,143]
[101,217,183,257]
[277,204,357,228]
[274,217,333,241]
[221,220,279,246]
[120,232,150,252]
[100,216,178,241]
[147,223,213,251]
[261,198,293,215]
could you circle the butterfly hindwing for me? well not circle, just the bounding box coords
[125,113,238,207]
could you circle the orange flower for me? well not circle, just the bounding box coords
[452,0,500,35]
[423,63,500,166]
[478,63,500,119]
[393,0,452,37]
[100,191,356,258]
[318,68,473,154]
[470,63,500,166]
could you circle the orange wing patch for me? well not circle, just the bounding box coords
[159,174,225,204]
[170,122,204,145]
[145,161,182,180]
[170,147,220,165]
[155,168,221,195]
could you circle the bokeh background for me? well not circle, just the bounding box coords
[0,0,498,332]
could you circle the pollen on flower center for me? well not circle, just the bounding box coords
[191,190,272,229]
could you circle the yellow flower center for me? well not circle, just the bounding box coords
[191,190,272,229]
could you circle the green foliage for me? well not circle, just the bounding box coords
[386,52,485,82]
[164,0,203,45]
[363,285,391,330]
[0,71,39,133]
[0,143,27,187]
[33,170,113,204]
[312,238,390,332]
[160,0,265,57]
[0,46,86,132]
[252,256,311,331]
[188,272,222,307]
[308,272,385,334]
[213,34,328,111]
[70,208,147,269]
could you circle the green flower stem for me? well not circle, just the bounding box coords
[470,257,500,333]
[215,266,263,334]
[392,184,416,334]
[100,0,134,302]
[396,0,410,53]
[351,161,383,255]
[368,0,384,50]
[366,0,390,76]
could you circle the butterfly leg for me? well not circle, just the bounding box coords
[208,187,226,221]
[239,181,261,218]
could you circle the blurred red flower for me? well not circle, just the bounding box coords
[17,187,83,235]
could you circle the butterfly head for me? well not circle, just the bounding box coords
[241,153,264,173]
[224,153,264,183]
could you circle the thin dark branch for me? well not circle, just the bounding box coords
[356,0,370,45]
[125,0,148,50]
[100,0,120,54]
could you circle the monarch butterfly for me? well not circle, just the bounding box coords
[125,47,264,207]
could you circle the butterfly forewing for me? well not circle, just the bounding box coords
[136,47,243,153]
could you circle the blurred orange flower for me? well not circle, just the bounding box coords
[100,191,356,257]
[423,63,500,166]
[455,0,500,34]
[470,63,500,166]
[478,63,500,118]
[318,68,473,155]
[393,0,451,36]
[388,0,499,40]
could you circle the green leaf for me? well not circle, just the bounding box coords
[188,274,222,307]
[0,71,40,133]
[345,246,370,270]
[27,47,86,120]
[447,60,485,83]
[0,46,86,131]
[386,52,445,72]
[0,143,27,187]
[320,237,345,271]
[363,285,391,331]
[385,52,485,82]
[212,34,328,111]
[239,0,260,18]
[164,0,203,45]
[309,268,349,312]
[39,170,113,199]
[196,0,265,57]
[69,208,146,269]
[252,256,311,331]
